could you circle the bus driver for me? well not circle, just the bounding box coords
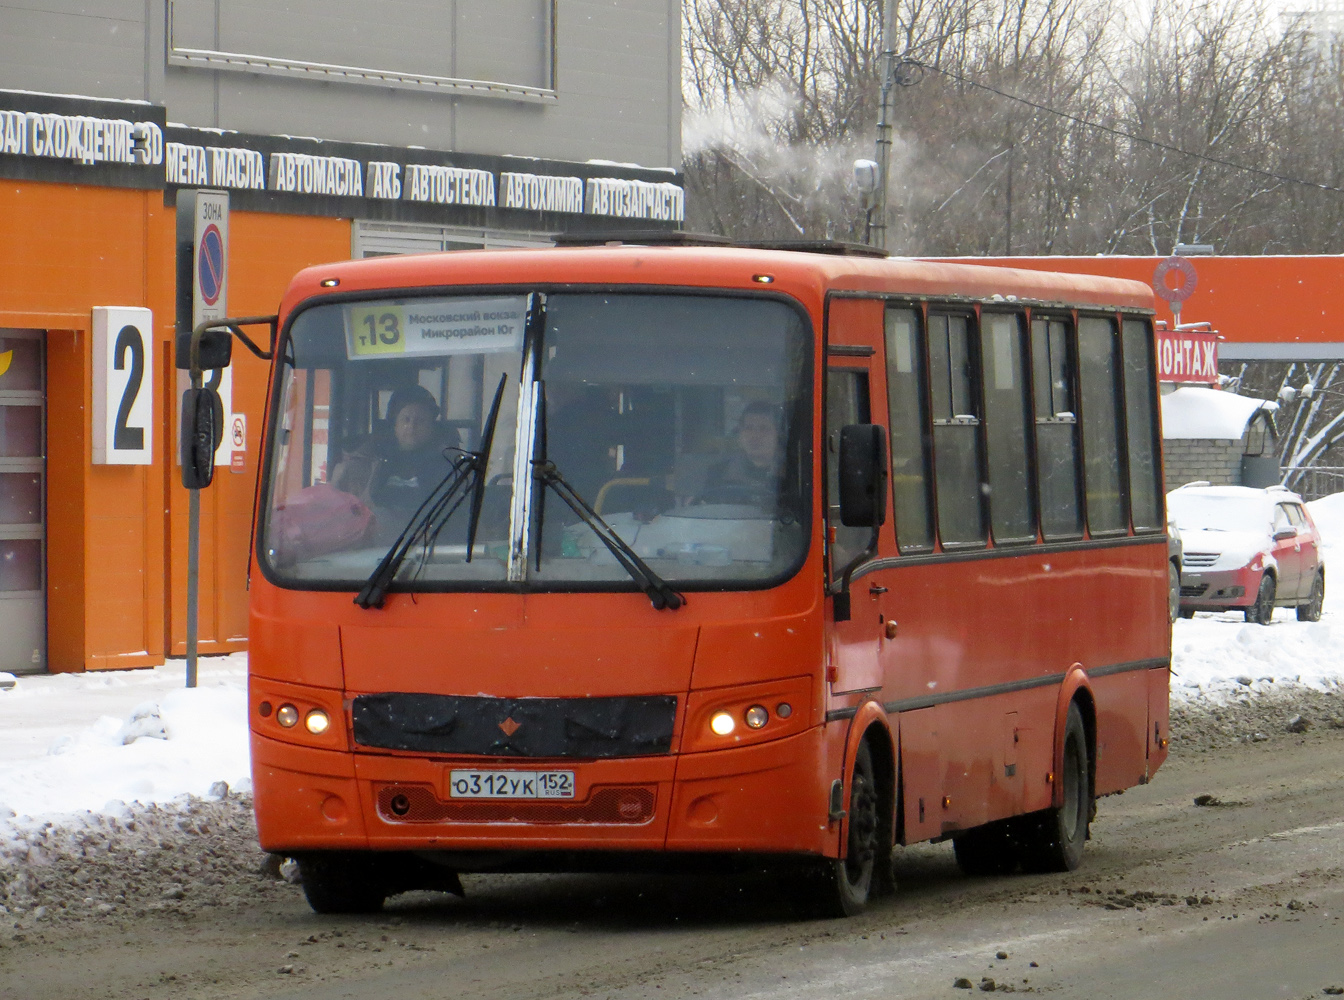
[699,401,784,508]
[371,385,445,512]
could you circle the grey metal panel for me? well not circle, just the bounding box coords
[2,0,679,169]
[455,0,548,88]
[169,0,551,97]
[169,0,677,167]
[0,5,148,99]
[169,0,215,47]
[218,0,459,79]
[451,0,675,164]
[1220,342,1344,360]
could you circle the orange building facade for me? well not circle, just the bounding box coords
[0,88,683,674]
[964,255,1344,360]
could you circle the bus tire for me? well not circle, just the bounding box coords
[953,821,1019,877]
[814,742,879,917]
[1245,574,1276,624]
[1018,703,1091,873]
[298,852,388,915]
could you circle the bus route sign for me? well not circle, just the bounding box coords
[344,296,526,360]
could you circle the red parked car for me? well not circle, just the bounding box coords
[1168,483,1325,624]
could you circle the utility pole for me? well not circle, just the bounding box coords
[872,0,898,251]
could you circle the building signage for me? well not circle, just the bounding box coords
[0,109,161,167]
[406,164,495,206]
[586,177,684,221]
[0,90,684,228]
[1156,327,1219,384]
[92,307,154,466]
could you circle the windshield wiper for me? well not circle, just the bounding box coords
[532,457,685,611]
[354,374,508,610]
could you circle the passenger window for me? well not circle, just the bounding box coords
[1287,505,1306,528]
[827,368,874,575]
[981,312,1035,544]
[1077,316,1127,535]
[1122,318,1163,531]
[1031,318,1083,539]
[884,307,934,552]
[928,313,986,547]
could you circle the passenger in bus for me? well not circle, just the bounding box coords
[370,385,447,512]
[698,401,785,508]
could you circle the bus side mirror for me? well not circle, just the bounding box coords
[181,386,224,489]
[175,329,233,371]
[838,424,888,528]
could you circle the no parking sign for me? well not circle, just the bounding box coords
[192,191,228,325]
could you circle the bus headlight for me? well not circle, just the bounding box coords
[276,704,299,728]
[710,712,736,736]
[305,709,330,735]
[744,705,769,729]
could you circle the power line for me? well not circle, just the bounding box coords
[901,58,1344,195]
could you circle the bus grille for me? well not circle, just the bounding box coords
[376,783,657,825]
[352,692,678,758]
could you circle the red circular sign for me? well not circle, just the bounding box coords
[1153,256,1197,303]
[198,223,224,306]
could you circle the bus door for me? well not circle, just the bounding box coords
[825,298,897,697]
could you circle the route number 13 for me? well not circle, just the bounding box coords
[93,307,154,465]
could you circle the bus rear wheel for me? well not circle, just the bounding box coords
[1018,703,1091,873]
[298,852,388,915]
[814,742,881,917]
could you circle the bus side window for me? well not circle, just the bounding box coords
[981,312,1035,544]
[928,312,987,547]
[826,367,874,575]
[1031,318,1083,539]
[885,307,934,552]
[1122,318,1163,531]
[1077,316,1128,536]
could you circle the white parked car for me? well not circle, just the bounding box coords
[1167,483,1325,624]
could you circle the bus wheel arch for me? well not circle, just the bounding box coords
[817,709,895,916]
[857,717,897,896]
[1053,668,1096,815]
[1020,699,1093,872]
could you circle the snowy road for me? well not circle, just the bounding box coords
[0,721,1340,1000]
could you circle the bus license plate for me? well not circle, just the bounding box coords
[448,769,575,799]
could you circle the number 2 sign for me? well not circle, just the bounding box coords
[93,307,153,465]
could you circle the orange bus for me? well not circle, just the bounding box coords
[240,240,1171,916]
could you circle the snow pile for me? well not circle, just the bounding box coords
[1161,385,1275,440]
[0,654,249,833]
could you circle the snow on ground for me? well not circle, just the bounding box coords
[0,494,1342,835]
[0,653,249,837]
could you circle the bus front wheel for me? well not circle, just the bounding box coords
[298,852,388,915]
[1018,703,1091,873]
[814,742,881,917]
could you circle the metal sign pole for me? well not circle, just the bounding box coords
[186,481,201,689]
[178,188,229,689]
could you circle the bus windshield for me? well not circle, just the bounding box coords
[258,291,812,593]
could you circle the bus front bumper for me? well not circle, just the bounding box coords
[250,725,834,858]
